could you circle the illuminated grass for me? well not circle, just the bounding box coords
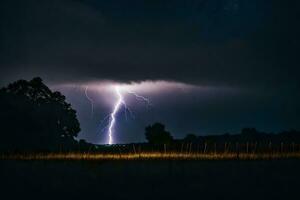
[2,152,300,161]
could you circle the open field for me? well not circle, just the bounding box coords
[2,144,300,199]
[2,152,300,161]
[1,159,299,200]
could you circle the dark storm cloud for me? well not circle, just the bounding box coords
[1,0,299,89]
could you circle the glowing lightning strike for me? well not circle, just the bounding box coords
[105,85,151,145]
[126,90,152,107]
[107,86,124,145]
[85,86,94,119]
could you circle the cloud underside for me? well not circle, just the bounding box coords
[0,0,299,91]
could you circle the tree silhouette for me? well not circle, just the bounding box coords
[145,123,173,144]
[241,128,259,135]
[0,77,80,151]
[184,134,198,142]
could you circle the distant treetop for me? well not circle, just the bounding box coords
[145,122,173,144]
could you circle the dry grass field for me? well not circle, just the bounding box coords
[2,152,300,161]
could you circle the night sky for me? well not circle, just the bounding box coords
[1,0,300,144]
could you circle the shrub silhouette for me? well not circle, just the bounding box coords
[145,123,173,144]
[184,134,198,142]
[180,128,300,144]
[0,77,80,151]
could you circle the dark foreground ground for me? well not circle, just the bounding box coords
[1,159,299,200]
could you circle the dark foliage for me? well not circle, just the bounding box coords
[145,123,173,144]
[183,134,198,142]
[0,77,81,152]
[179,128,300,144]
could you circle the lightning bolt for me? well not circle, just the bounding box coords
[126,90,152,107]
[107,86,123,145]
[104,85,151,145]
[85,86,94,119]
